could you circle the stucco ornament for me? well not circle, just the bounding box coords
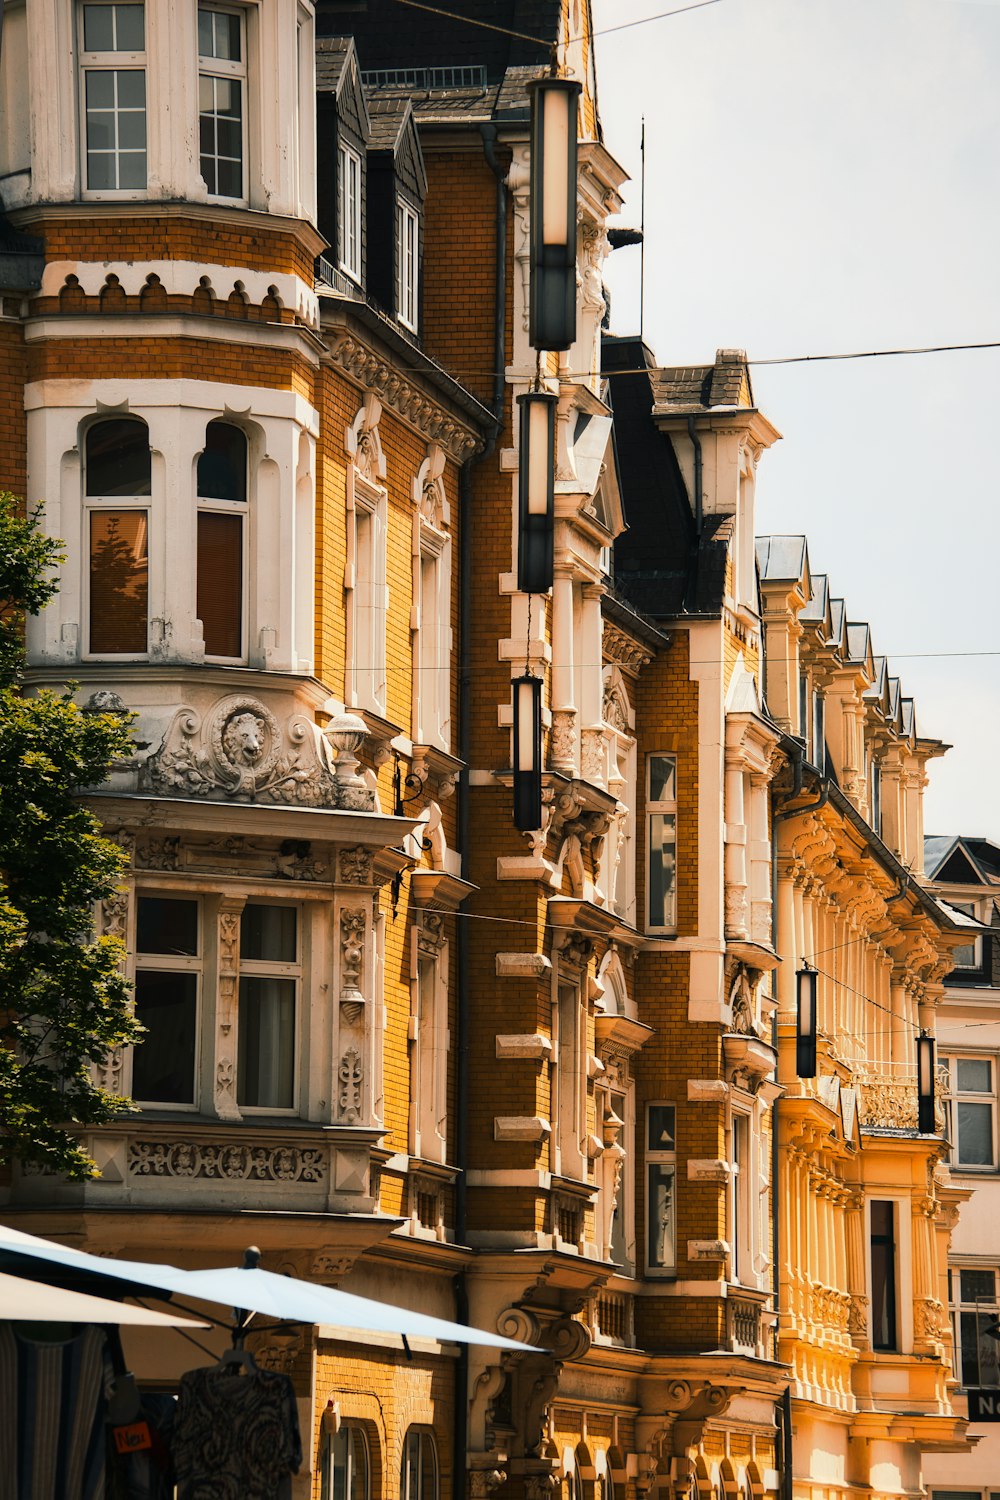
[128,1141,326,1182]
[141,696,375,810]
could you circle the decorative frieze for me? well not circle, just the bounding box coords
[326,331,481,462]
[128,1140,326,1182]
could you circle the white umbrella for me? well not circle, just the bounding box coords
[0,1224,539,1353]
[0,1269,209,1328]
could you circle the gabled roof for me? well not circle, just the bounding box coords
[863,655,889,709]
[829,598,847,652]
[365,95,427,197]
[317,36,371,142]
[755,534,810,587]
[925,834,1000,885]
[845,622,874,678]
[800,572,831,633]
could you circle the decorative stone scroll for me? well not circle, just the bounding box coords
[128,1141,326,1182]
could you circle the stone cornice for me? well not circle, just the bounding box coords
[321,318,492,462]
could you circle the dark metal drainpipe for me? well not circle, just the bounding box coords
[770,745,828,1500]
[684,414,703,609]
[452,122,507,1500]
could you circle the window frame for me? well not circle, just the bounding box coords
[869,1198,899,1352]
[83,416,151,661]
[197,420,249,664]
[395,198,419,332]
[337,141,363,283]
[319,1420,371,1500]
[400,1428,438,1500]
[346,471,388,715]
[729,1107,753,1287]
[409,917,449,1166]
[554,976,587,1183]
[78,1,148,199]
[949,903,984,973]
[941,1053,997,1170]
[197,3,248,203]
[644,1101,677,1277]
[131,893,202,1111]
[236,901,302,1116]
[645,753,677,933]
[949,1265,1000,1390]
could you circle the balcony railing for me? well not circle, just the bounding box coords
[727,1294,765,1357]
[857,1061,949,1132]
[588,1289,634,1346]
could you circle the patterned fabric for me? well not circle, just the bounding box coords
[173,1364,301,1500]
[0,1323,112,1500]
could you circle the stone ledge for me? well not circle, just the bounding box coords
[495,952,553,977]
[495,1034,552,1060]
[687,1079,729,1102]
[687,1158,732,1183]
[687,1239,730,1261]
[494,1116,551,1142]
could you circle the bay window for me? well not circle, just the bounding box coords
[86,417,150,657]
[645,1102,676,1274]
[198,6,245,200]
[197,420,247,660]
[80,2,147,193]
[133,897,201,1106]
[238,904,299,1111]
[646,754,677,932]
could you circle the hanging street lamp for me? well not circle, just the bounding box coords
[796,963,818,1078]
[512,675,543,832]
[528,75,582,352]
[517,390,558,595]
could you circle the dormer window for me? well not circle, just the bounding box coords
[337,142,362,281]
[80,3,147,193]
[198,6,246,201]
[395,200,419,331]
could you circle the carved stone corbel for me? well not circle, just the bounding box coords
[214,895,247,1121]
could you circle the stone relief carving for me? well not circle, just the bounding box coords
[340,909,366,1002]
[339,846,374,884]
[134,836,180,871]
[330,336,480,461]
[142,697,374,811]
[129,1141,326,1182]
[550,710,577,774]
[247,1330,303,1374]
[338,1048,364,1124]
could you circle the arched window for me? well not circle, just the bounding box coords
[400,1428,437,1500]
[197,420,247,659]
[320,1421,370,1500]
[86,417,151,655]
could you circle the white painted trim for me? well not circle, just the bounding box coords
[24,315,322,364]
[39,259,319,330]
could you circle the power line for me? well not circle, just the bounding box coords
[391,0,727,52]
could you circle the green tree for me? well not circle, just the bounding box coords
[0,492,140,1180]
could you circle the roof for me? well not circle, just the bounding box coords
[650,349,754,412]
[925,834,1000,884]
[756,534,809,585]
[315,35,352,93]
[364,94,428,196]
[800,572,830,626]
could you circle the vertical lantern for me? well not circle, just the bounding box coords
[512,675,543,832]
[917,1032,936,1134]
[517,390,558,595]
[796,964,818,1078]
[528,76,582,352]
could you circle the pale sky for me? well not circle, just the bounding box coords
[593,0,1000,846]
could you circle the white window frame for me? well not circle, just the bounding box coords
[320,1420,371,1500]
[645,1101,677,1276]
[949,1264,1000,1390]
[337,141,362,282]
[413,521,451,749]
[237,902,301,1116]
[949,903,984,972]
[83,417,151,662]
[78,1,148,199]
[346,471,388,715]
[395,198,419,331]
[409,918,449,1166]
[197,420,249,665]
[401,1428,438,1500]
[729,1107,753,1287]
[942,1053,997,1169]
[197,4,247,204]
[131,893,202,1111]
[645,753,677,933]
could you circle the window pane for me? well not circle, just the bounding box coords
[84,5,115,50]
[87,152,116,190]
[86,418,151,497]
[89,510,148,654]
[133,971,197,1103]
[957,1101,994,1165]
[952,942,978,968]
[420,1433,437,1500]
[870,1201,896,1351]
[959,1268,996,1303]
[136,897,198,956]
[241,904,297,962]
[117,108,146,150]
[647,1162,675,1269]
[117,149,147,189]
[647,1104,675,1152]
[957,1058,992,1093]
[114,4,145,50]
[959,1310,1000,1386]
[215,157,242,200]
[85,69,115,108]
[647,813,676,927]
[87,113,115,152]
[648,755,675,802]
[197,511,243,658]
[116,68,145,108]
[238,977,295,1108]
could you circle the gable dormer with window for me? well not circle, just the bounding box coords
[363,98,426,334]
[316,37,370,288]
